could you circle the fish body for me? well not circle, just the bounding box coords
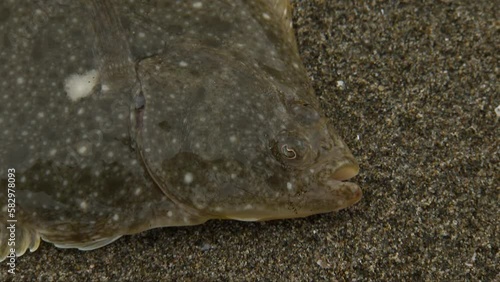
[0,0,360,261]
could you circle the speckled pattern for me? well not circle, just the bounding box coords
[1,0,363,269]
[0,0,498,281]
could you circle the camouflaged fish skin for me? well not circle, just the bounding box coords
[0,0,361,261]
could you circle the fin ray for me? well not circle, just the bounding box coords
[0,223,41,262]
[47,235,122,251]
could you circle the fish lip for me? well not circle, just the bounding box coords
[317,161,359,182]
[331,163,360,181]
[323,178,363,207]
[318,163,362,206]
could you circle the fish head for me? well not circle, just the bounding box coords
[257,100,362,220]
[146,91,361,222]
[207,98,361,222]
[137,46,361,222]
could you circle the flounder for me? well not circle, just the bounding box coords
[0,0,361,261]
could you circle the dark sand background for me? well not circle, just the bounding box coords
[2,0,498,281]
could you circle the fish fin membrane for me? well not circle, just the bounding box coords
[0,222,41,262]
[49,235,122,251]
[255,0,295,44]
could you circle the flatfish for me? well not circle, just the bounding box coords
[0,0,361,261]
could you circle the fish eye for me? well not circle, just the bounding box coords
[271,131,312,167]
[281,144,297,159]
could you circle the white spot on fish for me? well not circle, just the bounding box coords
[179,61,188,67]
[77,144,89,155]
[287,182,293,191]
[80,201,88,210]
[64,70,98,102]
[184,172,194,184]
[134,188,142,196]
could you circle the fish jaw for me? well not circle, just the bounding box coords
[218,161,362,222]
[222,180,362,222]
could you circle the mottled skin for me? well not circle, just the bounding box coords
[0,0,360,261]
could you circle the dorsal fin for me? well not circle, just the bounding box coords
[244,0,300,62]
[83,0,136,90]
[265,0,294,37]
[255,0,296,48]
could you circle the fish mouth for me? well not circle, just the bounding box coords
[225,163,362,222]
[314,162,362,211]
[316,159,360,186]
[323,179,362,208]
[331,163,360,181]
[211,152,362,222]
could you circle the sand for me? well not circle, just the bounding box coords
[2,0,498,281]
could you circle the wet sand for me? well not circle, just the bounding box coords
[2,0,498,281]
